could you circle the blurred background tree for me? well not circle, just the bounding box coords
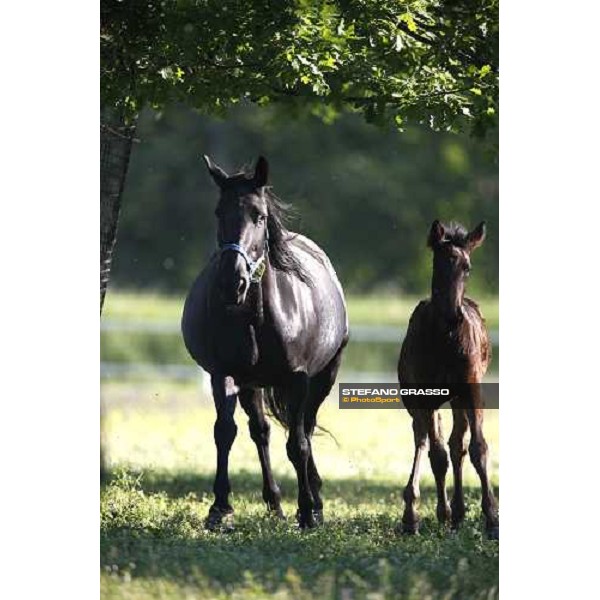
[112,103,498,295]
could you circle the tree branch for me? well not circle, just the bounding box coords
[271,85,486,106]
[397,21,437,46]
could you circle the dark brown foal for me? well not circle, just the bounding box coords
[397,220,499,539]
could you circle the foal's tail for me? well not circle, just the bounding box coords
[264,387,289,430]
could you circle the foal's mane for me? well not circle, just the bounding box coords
[231,167,314,284]
[428,221,470,248]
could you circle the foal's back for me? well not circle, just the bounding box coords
[398,298,490,386]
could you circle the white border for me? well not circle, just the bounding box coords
[1,3,98,598]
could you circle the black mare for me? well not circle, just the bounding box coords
[181,156,348,529]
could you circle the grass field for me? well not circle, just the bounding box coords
[102,291,499,330]
[101,381,499,600]
[101,291,499,377]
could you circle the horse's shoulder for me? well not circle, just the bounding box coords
[288,232,344,290]
[289,233,328,261]
[407,299,433,327]
[401,300,434,351]
[463,297,485,321]
[413,299,432,314]
[462,297,489,339]
[462,296,491,369]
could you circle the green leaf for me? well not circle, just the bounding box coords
[400,13,418,33]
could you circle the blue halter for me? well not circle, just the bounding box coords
[219,233,268,284]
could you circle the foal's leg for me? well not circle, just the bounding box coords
[206,374,238,530]
[284,372,315,529]
[428,410,451,525]
[467,405,499,539]
[399,411,429,534]
[238,387,284,518]
[449,408,469,530]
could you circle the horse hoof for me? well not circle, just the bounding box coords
[437,504,452,524]
[268,505,286,520]
[296,509,317,530]
[313,509,324,526]
[486,526,499,541]
[396,521,419,536]
[450,519,463,532]
[205,506,234,532]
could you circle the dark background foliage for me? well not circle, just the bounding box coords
[112,103,498,295]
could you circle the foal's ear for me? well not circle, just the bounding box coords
[467,221,486,251]
[254,156,269,187]
[202,155,228,187]
[427,220,446,249]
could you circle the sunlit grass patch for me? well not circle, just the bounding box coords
[101,381,499,599]
[102,382,499,484]
[102,291,499,330]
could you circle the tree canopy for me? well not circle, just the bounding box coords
[101,0,498,138]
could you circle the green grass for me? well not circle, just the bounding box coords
[102,290,499,330]
[103,291,186,322]
[101,291,499,375]
[101,331,499,376]
[101,382,499,599]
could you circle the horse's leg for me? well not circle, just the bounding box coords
[399,411,429,534]
[466,403,499,539]
[206,374,238,530]
[302,404,323,525]
[449,407,469,530]
[304,345,345,525]
[284,372,315,529]
[428,410,451,526]
[238,387,284,518]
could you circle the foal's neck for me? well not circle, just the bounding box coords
[431,273,465,323]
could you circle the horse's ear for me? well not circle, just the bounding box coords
[467,221,486,251]
[254,156,269,187]
[202,155,228,187]
[427,220,446,249]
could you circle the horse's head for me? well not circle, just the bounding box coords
[427,220,486,300]
[203,155,270,306]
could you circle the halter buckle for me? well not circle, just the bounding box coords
[219,239,268,284]
[250,257,266,283]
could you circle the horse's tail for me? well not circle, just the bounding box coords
[263,387,339,446]
[264,387,289,430]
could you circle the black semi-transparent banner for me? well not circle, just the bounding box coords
[338,383,499,409]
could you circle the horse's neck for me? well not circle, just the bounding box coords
[249,280,265,326]
[431,277,465,324]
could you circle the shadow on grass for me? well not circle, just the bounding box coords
[101,467,499,504]
[101,469,499,599]
[102,468,422,503]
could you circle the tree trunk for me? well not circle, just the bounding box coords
[100,116,136,313]
[100,113,136,483]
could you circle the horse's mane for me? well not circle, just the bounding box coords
[428,221,470,248]
[231,166,316,285]
[263,188,316,285]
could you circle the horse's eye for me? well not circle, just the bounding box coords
[257,215,266,225]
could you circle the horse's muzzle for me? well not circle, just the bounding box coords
[219,274,249,307]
